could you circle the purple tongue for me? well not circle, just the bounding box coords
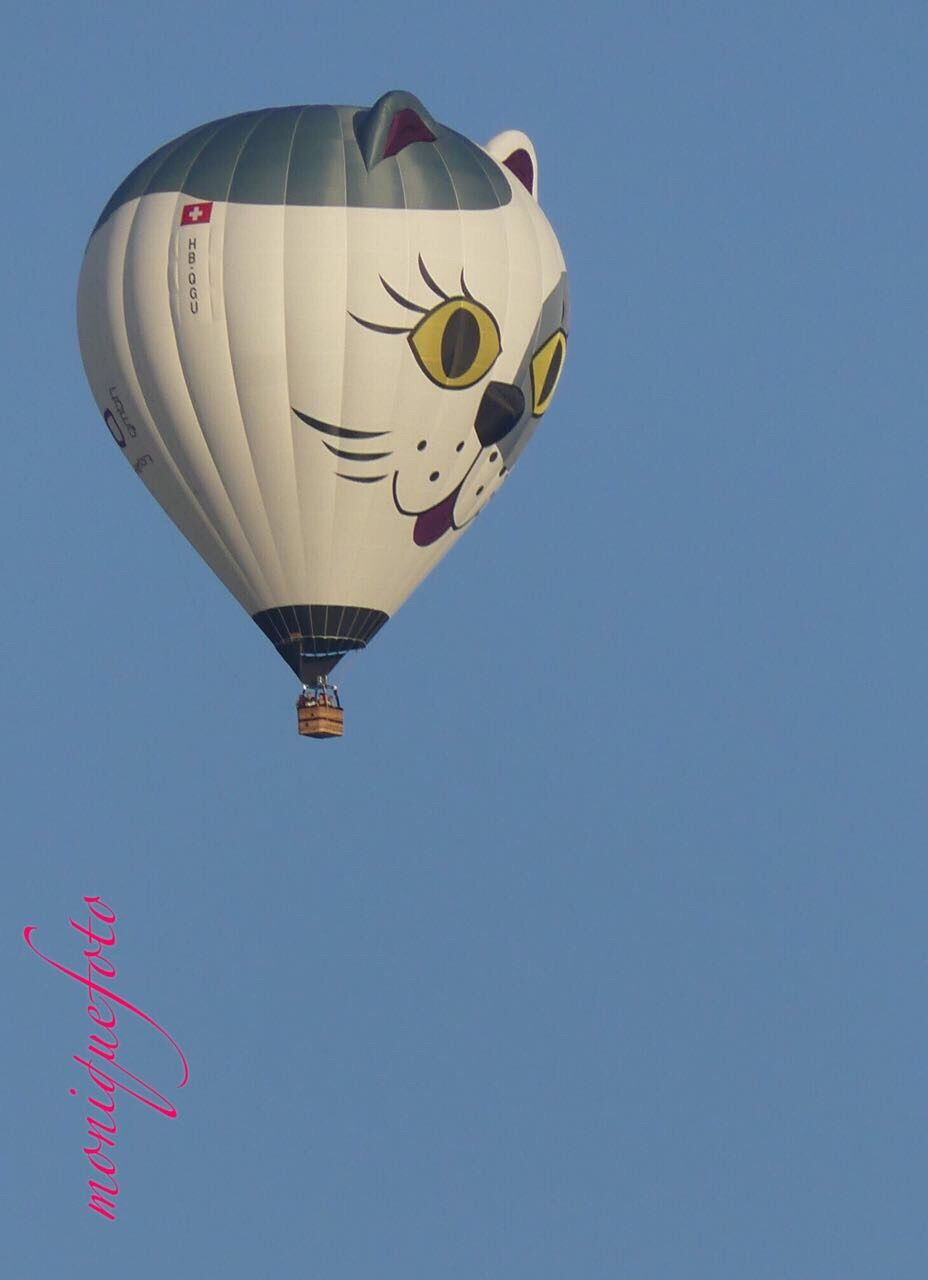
[413,486,460,547]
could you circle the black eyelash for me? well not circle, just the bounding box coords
[379,276,428,314]
[348,312,412,335]
[418,255,449,301]
[349,258,477,334]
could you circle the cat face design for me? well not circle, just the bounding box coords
[294,252,568,546]
[386,262,568,545]
[288,94,569,548]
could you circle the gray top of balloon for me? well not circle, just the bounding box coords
[94,89,514,234]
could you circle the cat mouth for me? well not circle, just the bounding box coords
[413,486,462,546]
[392,473,463,546]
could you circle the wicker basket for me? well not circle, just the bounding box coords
[297,702,344,738]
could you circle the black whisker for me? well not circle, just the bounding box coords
[337,473,388,484]
[292,406,389,439]
[349,312,411,335]
[322,442,392,462]
[379,276,428,314]
[418,255,449,301]
[460,270,475,301]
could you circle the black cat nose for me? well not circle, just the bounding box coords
[474,381,525,448]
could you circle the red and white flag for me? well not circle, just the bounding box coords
[180,201,213,226]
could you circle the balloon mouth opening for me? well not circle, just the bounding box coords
[412,484,461,547]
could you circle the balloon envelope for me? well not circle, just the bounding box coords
[78,91,568,682]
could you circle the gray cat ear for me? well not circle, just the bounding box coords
[357,90,439,170]
[484,131,539,199]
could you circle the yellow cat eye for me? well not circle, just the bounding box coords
[530,330,567,416]
[408,298,501,390]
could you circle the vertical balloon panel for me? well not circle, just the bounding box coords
[123,194,272,606]
[77,201,262,614]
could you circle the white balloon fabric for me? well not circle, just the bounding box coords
[78,91,569,683]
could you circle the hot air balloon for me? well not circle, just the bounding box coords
[77,90,569,737]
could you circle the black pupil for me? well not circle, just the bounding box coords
[540,340,563,404]
[441,308,481,378]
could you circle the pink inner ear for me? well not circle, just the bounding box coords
[503,148,534,193]
[383,108,437,158]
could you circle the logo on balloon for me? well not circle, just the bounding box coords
[180,201,212,226]
[103,408,126,448]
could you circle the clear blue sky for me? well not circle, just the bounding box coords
[4,3,926,1276]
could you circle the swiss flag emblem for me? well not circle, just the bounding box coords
[180,201,213,226]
